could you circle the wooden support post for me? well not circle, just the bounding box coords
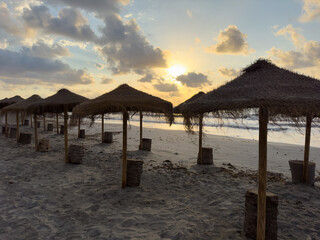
[257,107,268,240]
[303,113,312,183]
[20,112,24,125]
[30,115,33,128]
[139,111,143,149]
[64,107,68,163]
[5,112,8,137]
[34,114,38,151]
[198,114,203,164]
[78,118,81,138]
[16,111,20,142]
[43,113,46,131]
[122,111,128,189]
[56,113,59,134]
[101,114,104,143]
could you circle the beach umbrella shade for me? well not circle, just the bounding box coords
[72,84,174,188]
[180,59,320,240]
[173,92,206,163]
[0,95,24,137]
[2,95,42,142]
[26,89,88,160]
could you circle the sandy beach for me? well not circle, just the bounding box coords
[0,121,320,239]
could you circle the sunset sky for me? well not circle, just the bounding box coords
[0,0,319,105]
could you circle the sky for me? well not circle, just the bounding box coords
[0,0,319,105]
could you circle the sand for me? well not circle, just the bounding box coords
[0,120,320,239]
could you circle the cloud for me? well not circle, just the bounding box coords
[218,67,240,78]
[153,83,178,92]
[95,63,104,69]
[195,38,200,45]
[22,5,97,42]
[275,25,305,48]
[21,40,70,58]
[138,73,153,83]
[0,48,94,85]
[101,77,113,84]
[299,0,320,22]
[0,3,21,35]
[176,72,210,88]
[206,25,254,55]
[186,9,192,18]
[99,15,167,74]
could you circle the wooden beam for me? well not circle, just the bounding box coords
[5,112,8,137]
[122,111,128,189]
[43,113,46,131]
[139,111,143,149]
[303,113,312,183]
[101,114,104,143]
[34,114,38,151]
[64,107,68,163]
[198,114,203,164]
[16,111,20,142]
[56,113,59,134]
[257,107,268,240]
[78,118,81,138]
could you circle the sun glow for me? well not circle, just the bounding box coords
[167,64,186,77]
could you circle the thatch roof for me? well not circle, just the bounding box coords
[173,92,205,114]
[1,95,42,113]
[181,59,320,118]
[72,84,173,123]
[0,95,24,109]
[26,89,88,114]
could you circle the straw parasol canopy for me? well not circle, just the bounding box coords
[72,84,173,122]
[2,95,42,113]
[72,84,173,189]
[181,59,320,240]
[0,95,24,109]
[26,89,88,162]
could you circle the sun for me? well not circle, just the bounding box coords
[167,64,186,77]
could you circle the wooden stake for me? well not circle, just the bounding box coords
[30,114,33,128]
[56,113,59,134]
[5,112,8,137]
[101,114,104,143]
[43,113,46,131]
[16,111,20,142]
[64,107,68,163]
[139,111,143,149]
[78,118,81,138]
[303,113,312,183]
[34,114,38,151]
[122,111,128,189]
[257,107,268,240]
[21,112,24,125]
[198,114,203,164]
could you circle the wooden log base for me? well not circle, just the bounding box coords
[197,147,213,165]
[18,133,32,144]
[126,159,144,187]
[78,129,85,139]
[9,128,16,138]
[103,132,113,143]
[244,189,278,240]
[139,138,152,151]
[38,139,50,152]
[24,119,29,126]
[47,123,53,131]
[289,160,316,185]
[68,144,84,164]
[60,125,64,134]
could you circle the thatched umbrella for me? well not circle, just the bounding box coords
[2,95,42,142]
[181,59,320,240]
[72,84,173,188]
[173,92,205,163]
[0,95,24,136]
[27,89,88,161]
